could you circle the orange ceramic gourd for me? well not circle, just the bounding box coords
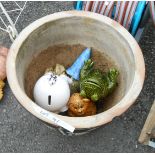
[68,93,96,117]
[0,46,8,80]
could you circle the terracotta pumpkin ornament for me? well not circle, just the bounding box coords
[0,46,8,80]
[68,93,96,117]
[0,46,9,100]
[0,80,5,100]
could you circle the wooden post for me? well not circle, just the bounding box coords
[139,100,155,144]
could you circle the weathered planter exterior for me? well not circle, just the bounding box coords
[6,11,145,134]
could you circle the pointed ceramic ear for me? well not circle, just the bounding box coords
[66,48,91,80]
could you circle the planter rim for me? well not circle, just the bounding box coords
[6,10,145,129]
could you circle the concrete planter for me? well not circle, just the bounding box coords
[6,11,145,134]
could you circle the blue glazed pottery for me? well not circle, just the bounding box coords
[66,48,91,80]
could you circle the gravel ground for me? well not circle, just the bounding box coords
[0,1,155,153]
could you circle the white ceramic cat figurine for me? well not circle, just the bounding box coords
[33,72,72,113]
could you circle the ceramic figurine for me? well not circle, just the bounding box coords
[33,72,72,113]
[68,93,96,117]
[66,48,91,80]
[45,64,66,75]
[0,80,5,100]
[0,46,8,80]
[80,59,119,102]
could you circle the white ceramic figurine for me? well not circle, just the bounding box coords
[33,72,72,113]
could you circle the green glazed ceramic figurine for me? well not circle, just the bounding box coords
[80,59,119,102]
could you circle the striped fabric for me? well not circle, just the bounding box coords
[75,1,154,36]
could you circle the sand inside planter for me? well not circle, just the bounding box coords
[24,44,123,115]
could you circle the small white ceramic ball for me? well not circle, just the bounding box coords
[33,72,70,113]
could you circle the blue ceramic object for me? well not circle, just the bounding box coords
[66,48,92,80]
